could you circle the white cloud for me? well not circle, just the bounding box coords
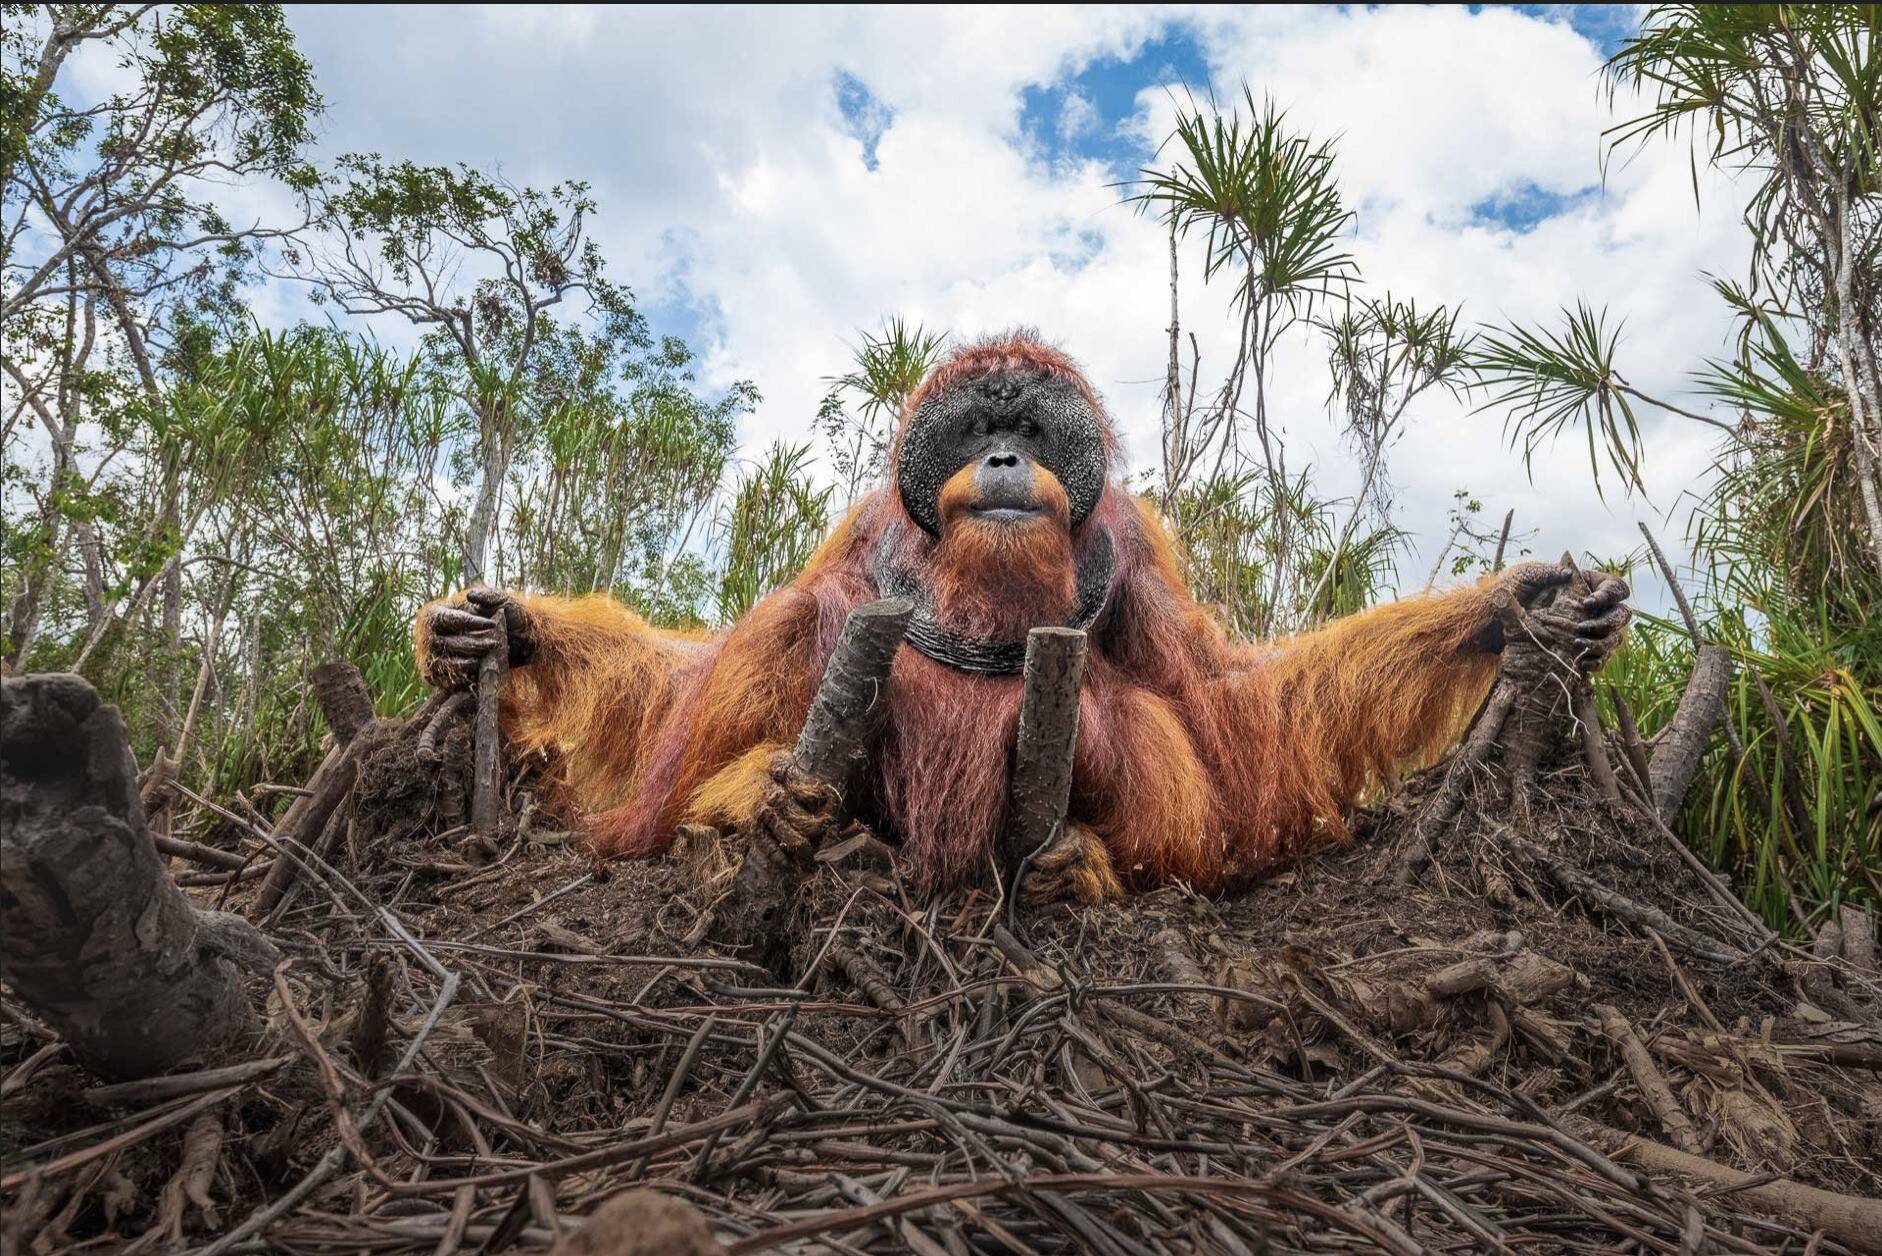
[1058,90,1100,143]
[266,2,1749,607]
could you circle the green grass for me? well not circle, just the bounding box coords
[1602,609,1882,935]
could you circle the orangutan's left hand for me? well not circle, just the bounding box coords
[1524,571,1632,672]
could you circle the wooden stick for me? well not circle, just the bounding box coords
[83,1054,293,1108]
[1841,904,1878,977]
[253,749,362,921]
[151,833,247,871]
[1594,1004,1701,1152]
[471,610,509,840]
[1637,522,1702,643]
[1400,673,1521,884]
[715,599,911,949]
[1648,643,1729,822]
[1491,508,1514,572]
[790,598,913,797]
[1606,684,1655,796]
[1638,522,1774,821]
[1572,686,1623,805]
[1001,627,1088,877]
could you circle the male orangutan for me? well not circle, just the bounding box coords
[417,333,1629,902]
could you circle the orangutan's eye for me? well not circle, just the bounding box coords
[1019,420,1039,438]
[972,418,990,437]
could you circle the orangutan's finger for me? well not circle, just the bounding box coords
[1580,575,1629,614]
[1577,603,1632,639]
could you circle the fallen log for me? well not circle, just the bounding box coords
[1580,1121,1882,1254]
[250,660,374,918]
[1595,1004,1702,1152]
[310,660,375,743]
[0,673,278,1080]
[1517,835,1746,966]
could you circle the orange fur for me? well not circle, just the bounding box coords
[1202,581,1501,876]
[683,742,788,828]
[930,462,1075,639]
[1070,673,1216,885]
[415,590,706,814]
[425,333,1511,894]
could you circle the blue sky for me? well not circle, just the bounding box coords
[102,3,1748,605]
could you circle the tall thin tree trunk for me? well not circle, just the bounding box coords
[1827,189,1882,574]
[160,557,182,746]
[3,283,94,670]
[462,402,510,586]
[77,520,106,628]
[1163,220,1183,499]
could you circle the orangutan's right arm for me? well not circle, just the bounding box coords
[415,588,701,806]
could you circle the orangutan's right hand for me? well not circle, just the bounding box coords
[418,588,535,689]
[744,750,838,872]
[1018,822,1123,905]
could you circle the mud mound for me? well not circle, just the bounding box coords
[350,696,477,848]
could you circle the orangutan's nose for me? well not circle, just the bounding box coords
[972,452,1039,514]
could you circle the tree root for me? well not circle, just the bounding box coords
[1578,1121,1882,1255]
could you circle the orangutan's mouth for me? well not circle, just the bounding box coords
[970,504,1046,523]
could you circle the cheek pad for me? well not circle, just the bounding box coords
[895,404,962,535]
[1032,397,1107,527]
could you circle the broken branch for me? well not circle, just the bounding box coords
[1001,626,1088,879]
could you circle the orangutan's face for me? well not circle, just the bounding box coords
[896,369,1107,537]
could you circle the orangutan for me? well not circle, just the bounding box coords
[417,333,1628,901]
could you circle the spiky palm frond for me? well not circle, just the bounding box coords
[828,319,948,422]
[1126,86,1358,319]
[1470,302,1646,496]
[713,442,833,625]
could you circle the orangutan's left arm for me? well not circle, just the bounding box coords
[1254,562,1629,807]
